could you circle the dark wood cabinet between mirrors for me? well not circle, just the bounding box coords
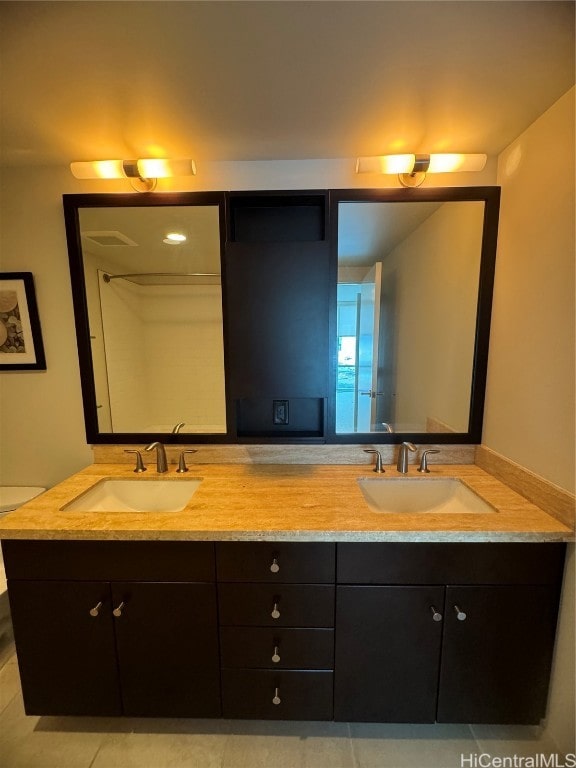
[3,539,563,723]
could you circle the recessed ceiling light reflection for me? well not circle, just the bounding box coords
[163,232,187,245]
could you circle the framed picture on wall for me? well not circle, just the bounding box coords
[0,272,46,371]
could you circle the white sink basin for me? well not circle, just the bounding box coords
[61,478,202,513]
[357,477,497,514]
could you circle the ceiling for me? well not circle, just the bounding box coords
[0,1,574,168]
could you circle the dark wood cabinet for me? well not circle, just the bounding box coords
[6,541,220,718]
[335,543,564,725]
[218,539,336,719]
[111,582,220,717]
[224,192,330,438]
[221,669,333,719]
[220,627,334,669]
[4,539,565,723]
[437,585,560,724]
[8,580,121,716]
[334,586,445,722]
[216,541,335,583]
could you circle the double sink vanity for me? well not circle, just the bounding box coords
[1,185,571,726]
[0,458,571,725]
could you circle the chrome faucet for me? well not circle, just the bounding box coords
[172,422,186,434]
[381,422,394,433]
[145,441,168,473]
[364,449,385,473]
[418,449,440,473]
[396,442,417,473]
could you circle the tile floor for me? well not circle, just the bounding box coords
[0,643,564,768]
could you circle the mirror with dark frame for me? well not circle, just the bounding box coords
[64,187,499,445]
[64,192,230,444]
[328,187,500,444]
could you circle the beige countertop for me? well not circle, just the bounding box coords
[0,464,572,543]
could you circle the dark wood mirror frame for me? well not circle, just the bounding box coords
[63,186,499,445]
[326,186,500,445]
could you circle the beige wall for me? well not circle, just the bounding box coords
[484,87,575,494]
[487,88,575,756]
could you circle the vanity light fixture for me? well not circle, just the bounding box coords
[70,158,197,192]
[355,153,487,187]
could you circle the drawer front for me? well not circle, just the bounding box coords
[337,543,566,585]
[222,669,333,719]
[216,542,335,583]
[218,584,335,627]
[2,540,215,582]
[220,627,334,669]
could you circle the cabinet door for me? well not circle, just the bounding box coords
[225,241,330,400]
[334,586,444,723]
[112,582,221,717]
[8,580,121,716]
[334,586,445,722]
[437,585,560,724]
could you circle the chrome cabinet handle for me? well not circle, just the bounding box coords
[270,557,280,574]
[112,601,125,617]
[89,601,102,617]
[272,687,281,706]
[272,646,281,664]
[430,606,443,622]
[454,605,467,621]
[271,602,281,620]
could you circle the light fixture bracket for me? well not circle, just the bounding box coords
[122,160,157,192]
[399,154,430,187]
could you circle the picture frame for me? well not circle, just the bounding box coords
[0,272,46,371]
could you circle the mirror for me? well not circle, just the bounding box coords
[65,187,499,445]
[64,192,229,442]
[330,188,500,442]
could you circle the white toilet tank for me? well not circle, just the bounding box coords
[0,486,46,515]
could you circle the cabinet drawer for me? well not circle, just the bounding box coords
[337,543,566,585]
[222,669,333,719]
[218,584,335,627]
[2,540,215,582]
[216,542,335,583]
[220,627,334,669]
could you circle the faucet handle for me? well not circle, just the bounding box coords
[364,449,385,473]
[124,449,146,473]
[177,449,197,474]
[418,449,440,474]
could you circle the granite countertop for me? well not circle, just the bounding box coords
[0,463,572,543]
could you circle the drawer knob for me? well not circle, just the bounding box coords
[272,687,281,706]
[270,557,280,574]
[272,646,281,664]
[271,602,281,620]
[112,601,125,618]
[89,601,102,617]
[430,606,443,622]
[454,605,467,621]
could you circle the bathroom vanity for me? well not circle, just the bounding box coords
[0,463,570,724]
